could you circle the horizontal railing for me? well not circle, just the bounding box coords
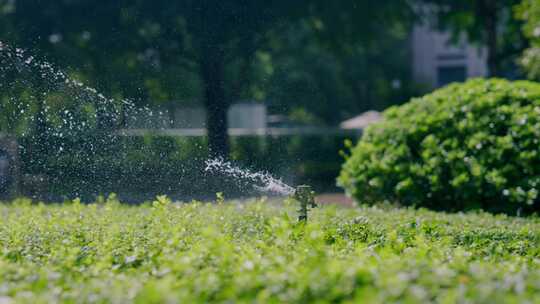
[117,127,362,137]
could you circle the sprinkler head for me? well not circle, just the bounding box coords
[293,185,317,222]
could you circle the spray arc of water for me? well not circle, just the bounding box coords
[0,41,159,199]
[205,158,295,196]
[2,41,294,200]
[0,41,160,139]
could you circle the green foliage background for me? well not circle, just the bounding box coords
[517,0,540,80]
[339,79,540,214]
[0,0,417,128]
[18,134,350,201]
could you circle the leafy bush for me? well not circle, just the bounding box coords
[1,198,540,302]
[517,0,540,80]
[19,133,349,201]
[339,79,540,214]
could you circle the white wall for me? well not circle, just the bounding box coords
[172,103,267,129]
[228,103,266,129]
[173,107,206,128]
[412,22,488,88]
[125,108,171,129]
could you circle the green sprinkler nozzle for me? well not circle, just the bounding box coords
[293,185,317,222]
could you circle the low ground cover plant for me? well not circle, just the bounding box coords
[339,78,540,214]
[0,197,539,303]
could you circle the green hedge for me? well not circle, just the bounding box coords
[19,133,350,201]
[338,79,540,214]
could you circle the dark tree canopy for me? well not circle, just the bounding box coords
[0,0,415,157]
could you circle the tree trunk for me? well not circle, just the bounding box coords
[94,62,116,131]
[200,47,229,158]
[33,97,50,171]
[34,98,48,146]
[479,0,498,77]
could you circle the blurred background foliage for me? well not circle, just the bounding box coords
[0,0,539,200]
[18,134,349,201]
[517,0,540,80]
[0,0,417,134]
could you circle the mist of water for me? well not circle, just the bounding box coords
[0,41,151,132]
[0,41,158,199]
[1,41,295,201]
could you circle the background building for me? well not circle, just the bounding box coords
[411,21,488,89]
[125,102,267,130]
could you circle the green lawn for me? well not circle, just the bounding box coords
[1,196,539,303]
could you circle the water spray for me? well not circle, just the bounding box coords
[292,185,317,222]
[204,159,318,222]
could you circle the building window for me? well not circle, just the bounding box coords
[437,66,467,87]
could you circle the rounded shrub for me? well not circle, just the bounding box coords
[338,78,540,214]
